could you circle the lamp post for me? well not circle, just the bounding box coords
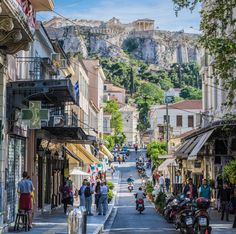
[165,90,174,153]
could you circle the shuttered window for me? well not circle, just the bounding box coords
[188,115,194,127]
[176,115,182,127]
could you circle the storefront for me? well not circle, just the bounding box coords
[5,137,26,223]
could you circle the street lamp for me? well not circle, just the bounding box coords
[165,90,174,153]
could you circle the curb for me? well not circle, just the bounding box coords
[92,171,121,234]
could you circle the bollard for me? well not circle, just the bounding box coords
[80,206,87,234]
[68,208,82,234]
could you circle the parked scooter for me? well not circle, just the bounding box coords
[164,194,185,223]
[194,198,212,234]
[175,198,195,234]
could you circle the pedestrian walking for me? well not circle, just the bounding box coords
[17,171,34,229]
[79,180,87,206]
[61,178,73,214]
[95,181,101,212]
[118,155,121,165]
[165,177,170,193]
[218,182,231,221]
[198,179,212,199]
[84,181,94,215]
[183,178,198,199]
[111,165,115,179]
[98,181,108,216]
[159,174,165,192]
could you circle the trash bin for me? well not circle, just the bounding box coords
[80,206,87,234]
[68,208,82,234]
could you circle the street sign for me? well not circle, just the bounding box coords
[22,101,49,129]
[165,96,174,104]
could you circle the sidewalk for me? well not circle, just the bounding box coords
[8,169,120,234]
[209,209,235,234]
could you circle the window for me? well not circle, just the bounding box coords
[176,115,182,127]
[188,115,194,127]
[164,115,170,123]
[104,85,107,91]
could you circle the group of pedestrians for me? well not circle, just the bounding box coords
[184,178,235,222]
[78,179,109,216]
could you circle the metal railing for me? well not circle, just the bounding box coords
[16,57,58,81]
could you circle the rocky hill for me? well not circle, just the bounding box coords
[45,17,200,68]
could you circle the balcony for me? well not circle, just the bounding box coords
[0,0,34,54]
[31,0,54,12]
[41,108,96,144]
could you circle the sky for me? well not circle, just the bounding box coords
[39,0,201,33]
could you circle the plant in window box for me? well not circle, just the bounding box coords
[53,59,61,69]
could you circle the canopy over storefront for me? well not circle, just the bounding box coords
[158,158,177,171]
[100,144,114,160]
[70,167,90,176]
[174,129,214,160]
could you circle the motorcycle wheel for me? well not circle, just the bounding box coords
[139,210,142,214]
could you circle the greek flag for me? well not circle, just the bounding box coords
[74,81,79,96]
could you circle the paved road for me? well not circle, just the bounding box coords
[103,150,176,234]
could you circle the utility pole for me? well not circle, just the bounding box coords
[166,98,169,152]
[130,67,134,97]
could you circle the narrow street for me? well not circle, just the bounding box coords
[103,150,176,234]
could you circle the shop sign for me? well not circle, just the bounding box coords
[21,101,49,129]
[9,0,36,28]
[194,161,201,168]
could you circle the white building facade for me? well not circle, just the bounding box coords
[120,105,139,145]
[150,100,202,140]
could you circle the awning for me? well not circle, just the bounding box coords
[158,158,177,171]
[175,136,198,158]
[66,144,94,165]
[74,144,100,164]
[188,129,214,160]
[99,150,107,159]
[63,145,83,164]
[69,167,90,176]
[100,145,114,160]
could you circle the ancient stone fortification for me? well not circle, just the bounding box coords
[44,17,200,67]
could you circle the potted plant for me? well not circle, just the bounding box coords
[145,181,154,200]
[154,191,166,214]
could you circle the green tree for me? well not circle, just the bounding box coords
[135,82,164,132]
[103,135,115,151]
[180,86,202,100]
[224,159,236,184]
[172,0,236,104]
[147,141,167,167]
[104,100,123,134]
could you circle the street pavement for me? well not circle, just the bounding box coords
[103,149,235,234]
[103,150,176,234]
[8,168,119,234]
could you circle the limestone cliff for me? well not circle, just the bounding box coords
[45,17,200,68]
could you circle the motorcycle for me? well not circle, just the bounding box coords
[128,183,134,192]
[194,198,212,234]
[164,194,185,223]
[175,198,195,234]
[136,198,145,214]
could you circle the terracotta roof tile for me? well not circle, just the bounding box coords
[159,100,202,110]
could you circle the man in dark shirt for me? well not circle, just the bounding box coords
[183,178,198,199]
[218,182,231,221]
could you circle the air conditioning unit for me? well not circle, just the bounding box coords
[48,115,64,127]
